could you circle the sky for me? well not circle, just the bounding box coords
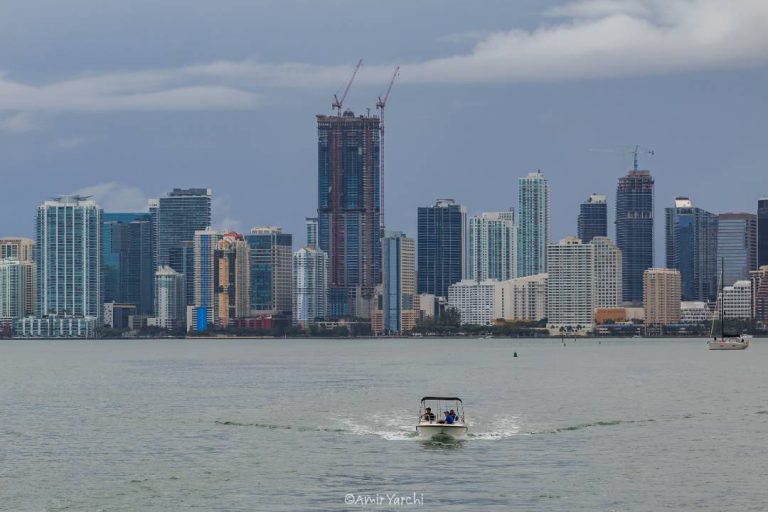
[1,0,767,264]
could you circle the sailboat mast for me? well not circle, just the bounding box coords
[720,257,725,338]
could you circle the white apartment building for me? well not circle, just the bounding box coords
[467,211,517,281]
[718,280,752,319]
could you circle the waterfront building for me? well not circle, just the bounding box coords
[680,301,712,324]
[467,211,517,282]
[0,259,33,327]
[417,199,466,297]
[592,237,623,308]
[102,213,153,314]
[758,199,768,267]
[717,213,756,285]
[643,268,681,326]
[616,169,654,304]
[153,266,186,330]
[168,241,195,306]
[448,280,502,326]
[750,266,768,327]
[193,228,222,331]
[517,171,550,277]
[103,302,137,329]
[578,194,608,243]
[214,233,250,328]
[546,237,596,334]
[317,111,381,317]
[716,280,752,320]
[293,246,328,326]
[373,232,417,334]
[245,227,293,317]
[35,195,102,322]
[446,273,548,325]
[503,273,548,322]
[665,197,718,302]
[14,316,96,338]
[155,188,212,268]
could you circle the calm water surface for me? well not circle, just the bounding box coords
[2,338,767,511]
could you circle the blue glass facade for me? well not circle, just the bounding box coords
[156,188,211,268]
[102,213,153,314]
[577,194,607,243]
[758,199,768,267]
[665,198,718,302]
[717,213,756,285]
[168,241,195,306]
[417,199,466,297]
[616,170,654,304]
[317,112,381,316]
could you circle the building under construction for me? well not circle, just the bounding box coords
[317,110,382,318]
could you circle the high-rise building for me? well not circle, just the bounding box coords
[153,266,186,331]
[193,228,222,331]
[102,213,153,314]
[373,232,417,334]
[758,199,768,267]
[305,217,319,249]
[214,233,250,327]
[155,188,212,268]
[293,246,328,326]
[546,236,621,333]
[717,280,752,320]
[578,194,607,243]
[517,171,550,277]
[448,279,502,326]
[467,211,517,282]
[317,111,381,317]
[0,259,33,327]
[643,268,681,326]
[665,197,718,302]
[616,169,654,304]
[717,213,757,285]
[168,241,195,307]
[245,227,293,317]
[750,266,768,327]
[0,237,34,262]
[503,273,548,322]
[0,237,35,316]
[417,199,466,297]
[35,195,102,321]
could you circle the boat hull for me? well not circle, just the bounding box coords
[416,424,468,439]
[708,335,751,350]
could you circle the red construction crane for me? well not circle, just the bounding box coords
[332,59,363,115]
[376,66,399,233]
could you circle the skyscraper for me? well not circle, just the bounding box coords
[193,228,222,331]
[293,246,328,326]
[616,169,654,304]
[0,237,35,316]
[577,194,608,243]
[245,227,293,317]
[0,259,33,327]
[665,197,718,302]
[417,199,466,297]
[168,241,195,307]
[102,213,153,314]
[592,236,623,308]
[213,233,251,328]
[467,211,517,282]
[643,268,681,326]
[374,232,417,334]
[317,111,381,318]
[155,188,212,268]
[517,171,550,277]
[717,213,757,285]
[305,217,318,249]
[35,195,102,320]
[757,199,768,267]
[154,266,186,331]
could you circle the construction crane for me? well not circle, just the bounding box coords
[631,144,655,171]
[332,59,363,115]
[376,66,399,233]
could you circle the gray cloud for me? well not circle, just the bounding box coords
[74,182,150,212]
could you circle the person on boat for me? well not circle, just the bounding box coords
[448,409,458,422]
[444,411,455,425]
[422,407,435,422]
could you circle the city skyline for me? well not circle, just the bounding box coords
[1,1,767,268]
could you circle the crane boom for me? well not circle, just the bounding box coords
[332,59,363,114]
[376,66,400,110]
[632,145,655,171]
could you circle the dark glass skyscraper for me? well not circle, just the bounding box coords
[758,198,768,267]
[317,111,381,317]
[417,199,466,297]
[102,213,153,314]
[665,197,718,302]
[168,241,195,306]
[156,188,212,268]
[717,213,756,285]
[577,194,607,243]
[616,170,654,304]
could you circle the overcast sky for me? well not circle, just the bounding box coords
[1,0,767,263]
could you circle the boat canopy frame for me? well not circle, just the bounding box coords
[419,397,465,424]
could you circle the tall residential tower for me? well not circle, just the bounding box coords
[616,169,654,304]
[517,171,550,277]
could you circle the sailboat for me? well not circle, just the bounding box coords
[708,259,751,350]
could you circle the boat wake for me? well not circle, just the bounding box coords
[467,417,523,440]
[214,420,346,433]
[336,415,419,441]
[533,418,656,435]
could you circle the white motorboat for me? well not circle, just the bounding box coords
[708,259,750,351]
[416,397,468,440]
